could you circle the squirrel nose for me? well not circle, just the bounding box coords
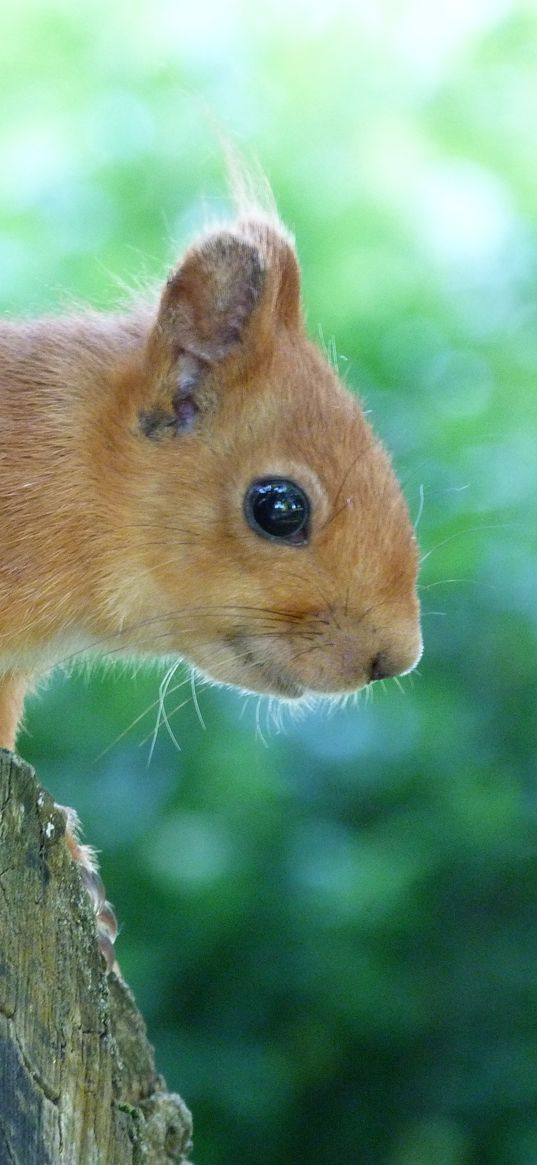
[369,651,397,683]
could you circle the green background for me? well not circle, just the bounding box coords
[1,2,536,1162]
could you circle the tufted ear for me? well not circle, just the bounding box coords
[140,221,301,437]
[160,232,265,362]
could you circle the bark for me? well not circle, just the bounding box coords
[0,749,193,1165]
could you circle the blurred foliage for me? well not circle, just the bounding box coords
[1,1,537,1162]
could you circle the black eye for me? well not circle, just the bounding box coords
[244,478,310,545]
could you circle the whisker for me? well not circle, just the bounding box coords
[255,695,268,747]
[331,443,374,512]
[140,695,191,751]
[279,569,334,615]
[95,663,192,760]
[190,671,206,731]
[289,642,327,664]
[420,523,509,565]
[149,659,184,763]
[42,604,313,673]
[122,523,202,536]
[418,577,486,591]
[135,637,301,753]
[414,483,425,530]
[129,540,196,550]
[317,497,355,537]
[94,704,154,761]
[154,695,184,757]
[397,457,434,493]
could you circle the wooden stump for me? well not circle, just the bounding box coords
[0,750,193,1165]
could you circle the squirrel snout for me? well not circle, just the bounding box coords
[368,639,422,685]
[338,624,422,690]
[369,652,395,683]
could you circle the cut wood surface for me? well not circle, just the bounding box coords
[0,750,193,1165]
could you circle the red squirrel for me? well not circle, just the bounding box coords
[0,202,422,961]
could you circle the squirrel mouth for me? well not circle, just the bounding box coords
[228,633,305,699]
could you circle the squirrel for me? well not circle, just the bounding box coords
[0,201,422,963]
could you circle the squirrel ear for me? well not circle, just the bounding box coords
[140,222,301,437]
[159,231,265,366]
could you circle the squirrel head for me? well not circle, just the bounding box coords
[100,214,422,700]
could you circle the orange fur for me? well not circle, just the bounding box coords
[0,211,421,748]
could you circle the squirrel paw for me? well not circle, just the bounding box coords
[55,803,119,971]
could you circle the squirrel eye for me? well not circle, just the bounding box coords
[244,478,310,545]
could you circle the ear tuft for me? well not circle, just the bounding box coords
[231,217,301,329]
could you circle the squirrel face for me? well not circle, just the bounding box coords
[94,215,422,700]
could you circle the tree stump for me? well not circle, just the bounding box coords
[0,750,193,1165]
